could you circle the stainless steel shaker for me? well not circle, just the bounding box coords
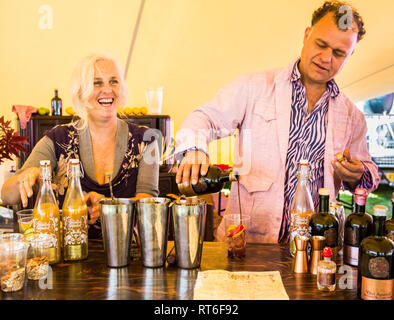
[99,198,135,268]
[136,197,171,268]
[172,198,206,269]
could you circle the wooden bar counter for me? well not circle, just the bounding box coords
[0,239,359,300]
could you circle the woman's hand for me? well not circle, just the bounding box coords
[84,191,105,224]
[17,167,41,207]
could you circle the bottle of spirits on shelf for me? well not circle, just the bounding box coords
[33,160,61,264]
[317,246,336,291]
[359,205,394,300]
[177,165,238,196]
[62,158,88,261]
[289,159,314,257]
[51,89,62,116]
[385,192,394,242]
[309,188,339,256]
[343,188,373,266]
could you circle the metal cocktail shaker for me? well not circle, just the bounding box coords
[136,197,171,268]
[172,198,206,269]
[99,198,135,268]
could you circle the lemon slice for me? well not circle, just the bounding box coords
[20,220,33,232]
[23,227,34,236]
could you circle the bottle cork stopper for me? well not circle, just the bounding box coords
[40,160,50,167]
[372,205,388,217]
[299,159,309,165]
[354,188,367,206]
[355,188,367,195]
[70,158,80,165]
[319,188,330,196]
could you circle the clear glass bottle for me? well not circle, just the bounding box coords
[309,188,339,253]
[51,89,62,116]
[289,159,314,257]
[343,188,373,266]
[359,205,394,300]
[317,246,336,291]
[384,192,394,242]
[33,160,61,264]
[62,158,88,261]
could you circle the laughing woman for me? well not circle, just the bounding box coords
[1,53,160,238]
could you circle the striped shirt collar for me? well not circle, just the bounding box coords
[290,59,340,98]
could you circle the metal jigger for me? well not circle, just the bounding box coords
[293,235,309,273]
[310,236,326,275]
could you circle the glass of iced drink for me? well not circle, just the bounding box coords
[224,214,250,258]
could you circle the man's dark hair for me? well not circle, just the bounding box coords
[311,1,366,41]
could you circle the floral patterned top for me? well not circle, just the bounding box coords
[45,121,155,207]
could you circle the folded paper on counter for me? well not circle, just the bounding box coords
[193,270,289,300]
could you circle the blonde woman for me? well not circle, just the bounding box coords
[2,53,159,238]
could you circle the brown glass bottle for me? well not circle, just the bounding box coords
[343,188,373,266]
[177,165,238,196]
[309,188,339,251]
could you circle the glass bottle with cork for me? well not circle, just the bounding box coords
[177,165,238,196]
[289,159,314,257]
[317,246,336,291]
[385,192,394,242]
[343,188,373,266]
[62,158,88,261]
[309,188,339,258]
[51,89,62,116]
[359,205,394,300]
[32,160,61,264]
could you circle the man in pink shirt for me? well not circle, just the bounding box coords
[174,1,380,243]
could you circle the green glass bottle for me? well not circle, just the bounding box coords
[177,165,238,196]
[384,192,394,242]
[309,188,339,253]
[51,89,62,116]
[359,205,393,300]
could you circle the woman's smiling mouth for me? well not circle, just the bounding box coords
[98,98,114,107]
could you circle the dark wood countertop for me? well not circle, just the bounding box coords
[0,240,359,300]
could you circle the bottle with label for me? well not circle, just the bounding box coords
[385,192,394,242]
[317,246,336,291]
[359,205,393,300]
[51,89,62,116]
[177,165,238,196]
[289,159,314,257]
[309,188,339,255]
[343,188,373,266]
[33,160,61,264]
[62,158,88,261]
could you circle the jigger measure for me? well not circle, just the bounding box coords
[293,235,309,273]
[310,235,326,275]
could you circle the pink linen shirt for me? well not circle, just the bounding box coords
[175,59,380,243]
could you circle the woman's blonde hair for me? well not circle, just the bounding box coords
[70,53,129,130]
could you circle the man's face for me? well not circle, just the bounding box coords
[299,12,358,85]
